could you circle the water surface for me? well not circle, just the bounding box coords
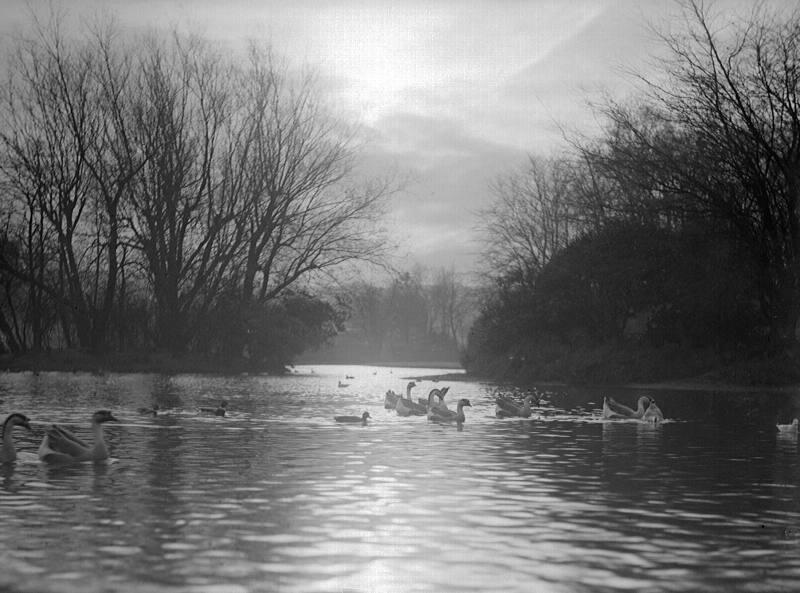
[0,365,799,592]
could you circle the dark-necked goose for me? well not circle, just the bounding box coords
[428,398,472,430]
[0,413,32,463]
[602,396,652,420]
[495,394,534,418]
[137,404,159,416]
[38,410,118,463]
[200,401,227,416]
[334,411,371,426]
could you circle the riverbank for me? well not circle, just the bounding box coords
[0,350,464,376]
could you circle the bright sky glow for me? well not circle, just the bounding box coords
[0,0,760,277]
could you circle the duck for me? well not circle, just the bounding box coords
[0,413,32,463]
[602,396,652,420]
[642,400,665,423]
[495,394,534,418]
[137,404,159,416]
[334,411,371,426]
[777,418,799,433]
[38,410,118,463]
[428,398,472,430]
[338,381,350,388]
[200,401,227,416]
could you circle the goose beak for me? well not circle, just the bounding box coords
[108,414,119,422]
[21,419,32,431]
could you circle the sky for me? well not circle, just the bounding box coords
[0,0,758,280]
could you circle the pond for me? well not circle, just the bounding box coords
[0,364,799,592]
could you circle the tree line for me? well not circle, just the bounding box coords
[0,13,390,370]
[466,1,800,384]
[333,267,479,363]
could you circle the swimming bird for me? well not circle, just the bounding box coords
[602,396,652,420]
[200,401,227,416]
[385,381,417,410]
[395,382,428,416]
[334,411,371,426]
[38,410,118,463]
[338,381,350,388]
[429,398,472,430]
[642,400,665,423]
[419,386,450,409]
[0,413,32,463]
[495,394,534,418]
[777,418,799,433]
[137,404,159,416]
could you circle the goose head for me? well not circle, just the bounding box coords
[361,411,371,421]
[457,398,472,409]
[3,413,32,433]
[92,410,118,425]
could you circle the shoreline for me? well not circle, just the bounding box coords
[2,351,797,392]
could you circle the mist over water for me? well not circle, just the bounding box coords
[0,366,799,592]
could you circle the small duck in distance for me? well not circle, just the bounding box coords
[602,396,652,420]
[0,413,33,464]
[334,411,371,426]
[137,404,159,416]
[38,410,118,463]
[200,401,227,417]
[777,418,799,433]
[338,381,350,388]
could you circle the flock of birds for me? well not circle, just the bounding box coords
[333,381,668,430]
[0,400,229,465]
[5,377,797,465]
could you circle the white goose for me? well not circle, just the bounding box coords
[602,396,652,420]
[38,410,118,463]
[395,382,427,416]
[777,418,799,433]
[0,413,32,463]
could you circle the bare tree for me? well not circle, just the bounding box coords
[583,0,800,349]
[480,156,577,286]
[232,45,390,308]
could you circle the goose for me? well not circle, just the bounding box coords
[395,382,428,416]
[429,398,472,430]
[777,418,799,433]
[642,400,665,423]
[338,381,350,388]
[334,411,371,426]
[137,404,159,416]
[495,394,534,418]
[602,396,652,420]
[0,413,32,463]
[419,387,450,409]
[385,381,416,410]
[200,401,227,416]
[38,410,118,463]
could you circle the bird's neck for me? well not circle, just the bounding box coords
[1,426,16,461]
[406,385,414,397]
[91,423,108,455]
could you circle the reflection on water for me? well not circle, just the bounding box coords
[0,366,799,592]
